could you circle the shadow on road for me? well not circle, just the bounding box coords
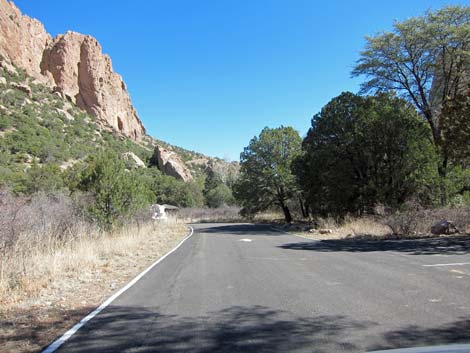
[367,317,470,351]
[278,235,470,255]
[195,224,282,236]
[49,305,371,353]
[34,305,470,353]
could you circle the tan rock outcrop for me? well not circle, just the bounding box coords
[0,0,50,82]
[122,152,146,168]
[0,0,146,140]
[153,146,193,182]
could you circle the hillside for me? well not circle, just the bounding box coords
[0,57,238,193]
[0,0,238,200]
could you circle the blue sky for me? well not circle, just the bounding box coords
[15,0,468,160]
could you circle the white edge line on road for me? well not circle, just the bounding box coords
[41,226,195,353]
[423,262,470,267]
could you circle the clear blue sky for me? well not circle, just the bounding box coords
[15,0,468,160]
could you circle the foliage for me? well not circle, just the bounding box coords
[440,87,470,163]
[134,167,204,208]
[202,166,235,207]
[0,63,151,192]
[234,126,302,222]
[68,152,154,230]
[205,183,235,208]
[22,162,65,194]
[294,92,437,217]
[352,6,470,145]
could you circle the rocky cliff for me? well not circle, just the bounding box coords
[0,0,145,140]
[153,146,194,182]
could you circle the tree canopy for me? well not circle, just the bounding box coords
[352,6,470,156]
[294,92,437,216]
[234,126,302,222]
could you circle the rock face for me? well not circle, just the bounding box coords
[0,0,145,140]
[122,152,146,168]
[0,0,50,82]
[153,146,193,182]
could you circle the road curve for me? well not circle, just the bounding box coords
[51,223,470,353]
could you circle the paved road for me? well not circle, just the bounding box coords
[54,223,470,353]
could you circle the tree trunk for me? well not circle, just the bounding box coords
[280,203,293,223]
[438,155,449,205]
[299,197,309,218]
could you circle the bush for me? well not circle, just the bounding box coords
[205,183,235,208]
[69,152,154,230]
[384,202,470,236]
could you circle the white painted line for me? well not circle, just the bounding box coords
[239,238,252,242]
[41,226,195,353]
[423,262,470,267]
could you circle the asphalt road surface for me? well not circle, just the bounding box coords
[53,223,470,353]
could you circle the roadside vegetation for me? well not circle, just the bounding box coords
[234,6,470,237]
[0,56,237,352]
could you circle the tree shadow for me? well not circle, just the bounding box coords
[6,304,470,352]
[368,317,470,351]
[195,224,283,236]
[44,305,372,353]
[278,235,470,255]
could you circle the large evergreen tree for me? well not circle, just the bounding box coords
[294,92,436,216]
[234,126,302,223]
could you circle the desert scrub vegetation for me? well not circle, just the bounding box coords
[383,203,470,237]
[0,62,236,209]
[0,188,188,353]
[0,63,153,192]
[0,188,187,306]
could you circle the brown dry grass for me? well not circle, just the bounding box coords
[285,206,470,240]
[286,216,392,240]
[177,206,242,223]
[1,217,188,353]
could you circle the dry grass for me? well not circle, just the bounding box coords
[384,205,470,236]
[1,221,188,353]
[285,216,392,240]
[177,206,243,223]
[0,190,189,353]
[285,206,470,240]
[0,221,187,306]
[254,210,285,223]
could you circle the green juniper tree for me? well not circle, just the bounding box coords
[234,126,302,223]
[294,92,436,216]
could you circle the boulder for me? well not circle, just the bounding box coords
[319,229,333,234]
[10,82,31,96]
[122,152,146,168]
[153,146,193,182]
[431,220,459,235]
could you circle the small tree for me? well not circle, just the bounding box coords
[69,152,153,230]
[234,126,302,223]
[205,183,235,208]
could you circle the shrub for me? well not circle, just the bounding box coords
[205,183,235,208]
[69,152,154,230]
[384,202,470,236]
